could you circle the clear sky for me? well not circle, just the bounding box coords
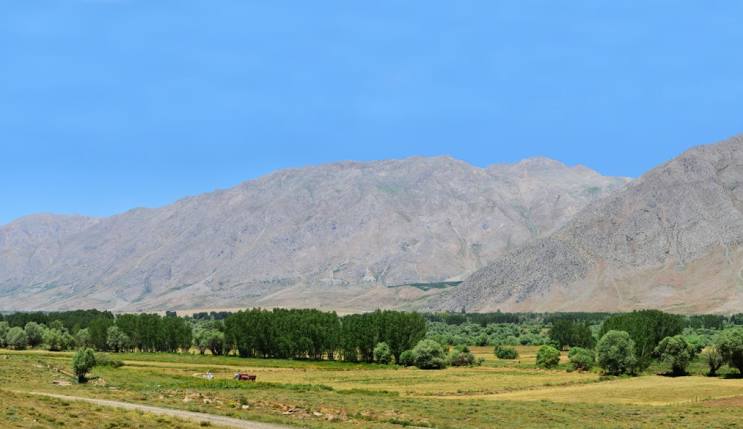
[2,1,743,225]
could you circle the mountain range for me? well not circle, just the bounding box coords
[0,156,626,312]
[4,135,743,314]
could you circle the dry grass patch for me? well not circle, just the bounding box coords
[464,375,743,406]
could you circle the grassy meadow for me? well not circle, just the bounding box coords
[3,346,743,428]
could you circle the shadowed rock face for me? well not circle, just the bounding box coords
[0,156,626,311]
[443,135,743,314]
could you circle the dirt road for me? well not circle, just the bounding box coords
[16,390,297,429]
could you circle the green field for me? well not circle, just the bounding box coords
[3,346,743,428]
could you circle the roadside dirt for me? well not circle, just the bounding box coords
[12,390,296,429]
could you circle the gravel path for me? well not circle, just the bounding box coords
[18,390,297,429]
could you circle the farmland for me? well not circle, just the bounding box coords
[3,346,743,428]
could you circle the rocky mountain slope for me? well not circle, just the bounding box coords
[441,135,743,314]
[0,156,626,311]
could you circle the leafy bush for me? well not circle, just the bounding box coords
[448,345,477,367]
[6,326,28,350]
[398,350,415,367]
[412,339,447,369]
[716,327,743,374]
[426,321,550,347]
[702,346,724,376]
[474,334,489,346]
[597,330,637,375]
[682,330,710,354]
[95,353,124,368]
[568,347,595,371]
[494,345,519,359]
[654,335,696,376]
[72,348,97,383]
[373,342,393,364]
[536,345,561,369]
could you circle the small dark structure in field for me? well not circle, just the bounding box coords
[233,372,257,381]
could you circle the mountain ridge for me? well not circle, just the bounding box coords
[0,155,627,311]
[440,134,743,314]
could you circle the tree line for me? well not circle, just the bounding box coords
[224,308,426,362]
[0,308,428,364]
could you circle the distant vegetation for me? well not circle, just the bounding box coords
[2,308,743,375]
[386,280,462,291]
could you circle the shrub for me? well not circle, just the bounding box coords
[494,345,519,359]
[95,353,124,368]
[702,346,724,376]
[568,347,595,371]
[373,342,393,364]
[6,326,28,350]
[398,350,415,367]
[536,345,561,369]
[24,322,45,348]
[72,348,97,383]
[716,327,743,374]
[448,345,477,367]
[654,335,696,376]
[411,339,447,369]
[597,330,637,375]
[475,334,489,346]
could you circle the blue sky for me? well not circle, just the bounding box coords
[2,1,743,224]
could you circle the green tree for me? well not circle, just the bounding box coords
[43,328,73,351]
[193,327,209,355]
[549,318,595,350]
[654,335,696,376]
[72,348,97,383]
[536,345,561,369]
[381,311,427,363]
[49,320,65,331]
[716,327,743,374]
[597,330,637,375]
[600,310,683,369]
[205,329,225,356]
[24,322,44,348]
[88,317,113,351]
[702,346,724,376]
[494,345,519,359]
[412,339,447,369]
[106,326,131,353]
[6,326,28,349]
[568,347,595,371]
[0,321,9,347]
[75,328,92,348]
[373,342,393,364]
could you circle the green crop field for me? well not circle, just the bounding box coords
[3,346,743,428]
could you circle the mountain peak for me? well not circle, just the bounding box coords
[442,134,743,314]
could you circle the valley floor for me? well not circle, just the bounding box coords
[2,346,743,428]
